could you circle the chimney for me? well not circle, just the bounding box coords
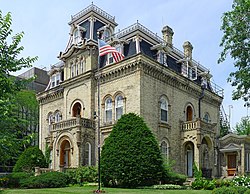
[162,26,174,47]
[183,41,193,60]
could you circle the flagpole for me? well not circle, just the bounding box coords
[97,39,101,193]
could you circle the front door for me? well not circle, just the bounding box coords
[227,154,236,176]
[187,148,193,177]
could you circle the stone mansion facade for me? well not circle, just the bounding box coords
[37,4,250,178]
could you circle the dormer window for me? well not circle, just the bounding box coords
[157,51,167,66]
[73,29,81,44]
[181,61,197,80]
[50,72,61,89]
[106,44,123,65]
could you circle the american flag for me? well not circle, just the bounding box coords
[98,39,125,63]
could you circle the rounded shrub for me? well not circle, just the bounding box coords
[13,146,47,173]
[4,172,31,188]
[20,171,69,188]
[65,166,97,185]
[100,113,164,188]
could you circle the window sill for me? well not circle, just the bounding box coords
[158,122,171,129]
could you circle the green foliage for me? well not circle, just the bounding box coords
[65,166,98,185]
[44,144,51,166]
[0,10,38,167]
[234,117,250,135]
[13,146,47,173]
[244,189,250,194]
[218,0,250,103]
[161,160,187,185]
[193,163,202,179]
[20,171,69,188]
[213,186,249,194]
[144,184,186,190]
[215,179,233,188]
[232,175,250,188]
[1,172,31,188]
[212,187,238,194]
[100,113,164,188]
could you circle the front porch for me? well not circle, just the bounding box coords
[181,118,216,178]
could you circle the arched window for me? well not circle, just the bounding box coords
[115,95,123,120]
[72,102,82,117]
[186,105,193,121]
[48,114,54,125]
[73,29,80,44]
[85,142,91,166]
[203,113,210,123]
[161,141,169,159]
[55,111,62,122]
[71,65,75,78]
[80,59,85,74]
[105,97,112,123]
[160,97,168,122]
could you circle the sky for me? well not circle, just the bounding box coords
[1,0,248,128]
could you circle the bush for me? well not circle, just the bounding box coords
[212,186,249,194]
[244,189,250,194]
[100,113,164,188]
[216,179,233,188]
[65,166,97,185]
[0,172,31,188]
[13,146,47,173]
[232,175,250,188]
[161,160,187,185]
[212,186,238,194]
[162,171,187,185]
[20,171,69,188]
[191,178,216,190]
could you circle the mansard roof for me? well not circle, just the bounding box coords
[69,3,117,26]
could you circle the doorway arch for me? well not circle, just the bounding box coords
[60,140,71,168]
[185,142,194,177]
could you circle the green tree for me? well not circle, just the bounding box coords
[0,10,37,167]
[218,0,250,103]
[13,146,47,173]
[100,113,164,188]
[234,116,250,135]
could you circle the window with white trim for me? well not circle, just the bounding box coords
[73,29,80,44]
[160,97,168,122]
[50,72,61,89]
[161,141,169,159]
[80,59,85,74]
[105,97,112,123]
[55,111,61,122]
[48,114,54,125]
[157,51,167,66]
[115,95,123,120]
[85,142,92,166]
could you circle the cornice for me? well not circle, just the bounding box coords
[37,87,64,104]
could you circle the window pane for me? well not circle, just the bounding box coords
[116,107,123,120]
[161,109,168,122]
[106,110,112,122]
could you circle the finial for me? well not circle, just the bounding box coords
[137,20,139,24]
[91,1,93,5]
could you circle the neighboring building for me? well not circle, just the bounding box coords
[37,4,247,178]
[18,67,50,93]
[17,67,50,145]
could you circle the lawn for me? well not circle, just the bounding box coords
[1,186,212,194]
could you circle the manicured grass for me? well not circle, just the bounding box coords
[1,186,212,194]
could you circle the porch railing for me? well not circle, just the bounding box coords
[50,117,94,132]
[182,119,216,132]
